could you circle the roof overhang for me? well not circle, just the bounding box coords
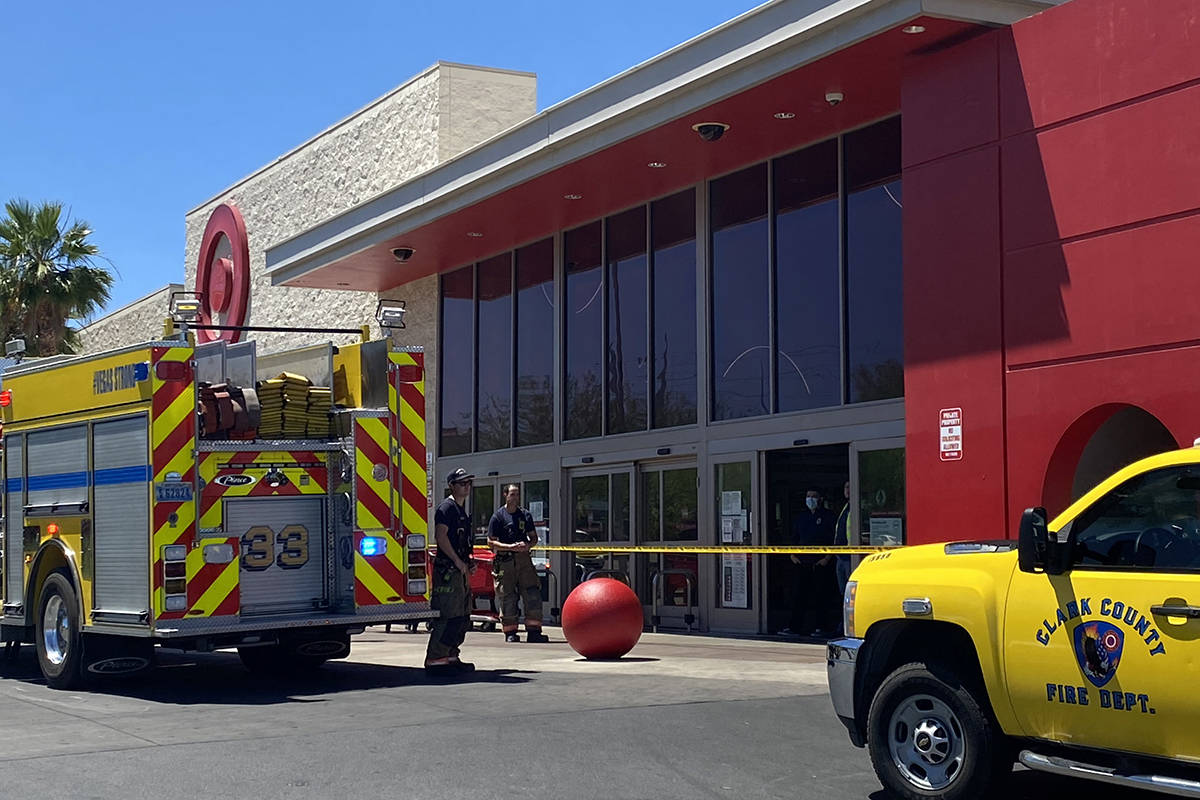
[267,0,1062,291]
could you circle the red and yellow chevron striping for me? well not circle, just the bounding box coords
[388,350,429,603]
[353,530,411,606]
[354,418,393,531]
[198,451,328,530]
[150,346,197,620]
[186,536,240,617]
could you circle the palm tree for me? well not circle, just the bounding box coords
[0,199,114,355]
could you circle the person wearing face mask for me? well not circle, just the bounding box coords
[780,487,835,637]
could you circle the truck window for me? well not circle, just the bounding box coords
[1070,466,1200,571]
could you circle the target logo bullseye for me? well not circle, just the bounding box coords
[194,203,251,343]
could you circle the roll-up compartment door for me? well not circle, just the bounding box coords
[227,497,326,615]
[92,416,150,617]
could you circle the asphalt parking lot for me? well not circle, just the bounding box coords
[0,627,1161,800]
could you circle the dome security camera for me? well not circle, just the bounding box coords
[825,91,845,107]
[691,122,730,142]
[391,246,415,263]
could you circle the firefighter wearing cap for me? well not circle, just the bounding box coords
[487,484,548,643]
[425,467,477,674]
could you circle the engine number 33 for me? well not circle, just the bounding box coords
[241,524,310,571]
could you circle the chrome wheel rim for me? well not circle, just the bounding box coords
[887,693,965,791]
[42,595,70,667]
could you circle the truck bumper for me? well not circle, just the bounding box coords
[827,637,864,747]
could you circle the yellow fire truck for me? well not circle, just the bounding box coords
[0,306,431,688]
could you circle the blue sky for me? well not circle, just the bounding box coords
[1,1,762,317]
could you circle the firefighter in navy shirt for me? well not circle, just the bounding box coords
[425,468,477,674]
[487,484,548,643]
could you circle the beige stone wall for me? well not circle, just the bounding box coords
[83,62,534,461]
[181,61,535,359]
[77,283,183,353]
[440,63,539,162]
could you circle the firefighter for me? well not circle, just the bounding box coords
[487,484,548,643]
[425,468,477,674]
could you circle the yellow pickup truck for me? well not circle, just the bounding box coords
[829,444,1200,799]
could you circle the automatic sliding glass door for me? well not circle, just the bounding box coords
[569,468,633,587]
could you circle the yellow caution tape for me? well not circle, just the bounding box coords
[530,544,897,555]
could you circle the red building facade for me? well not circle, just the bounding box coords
[905,0,1200,543]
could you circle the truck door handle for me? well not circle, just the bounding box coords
[1150,603,1200,619]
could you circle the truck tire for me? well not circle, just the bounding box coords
[36,572,85,690]
[866,661,1005,800]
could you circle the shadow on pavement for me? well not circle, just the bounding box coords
[867,769,1161,799]
[0,646,535,704]
[571,656,660,663]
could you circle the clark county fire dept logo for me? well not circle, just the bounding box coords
[1074,621,1124,688]
[194,202,251,344]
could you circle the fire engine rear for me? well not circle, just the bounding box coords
[0,316,431,688]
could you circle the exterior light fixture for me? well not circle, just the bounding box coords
[4,337,26,359]
[375,299,407,330]
[901,24,926,34]
[564,193,583,200]
[169,291,202,323]
[774,112,796,120]
[647,161,667,169]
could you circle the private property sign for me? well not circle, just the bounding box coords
[940,407,963,461]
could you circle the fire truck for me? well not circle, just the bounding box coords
[0,302,432,688]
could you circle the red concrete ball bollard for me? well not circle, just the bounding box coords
[561,578,643,659]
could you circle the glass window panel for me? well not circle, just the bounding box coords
[606,206,648,434]
[846,117,903,403]
[612,471,631,542]
[858,447,906,546]
[522,479,551,526]
[439,266,474,455]
[663,467,698,542]
[565,222,603,439]
[651,190,697,428]
[470,484,496,546]
[515,238,555,447]
[572,475,608,543]
[774,140,841,412]
[711,163,770,421]
[641,471,662,543]
[476,253,512,451]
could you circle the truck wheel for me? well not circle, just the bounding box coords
[866,661,1002,800]
[36,572,85,690]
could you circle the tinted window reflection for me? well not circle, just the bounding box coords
[651,190,697,428]
[476,253,512,450]
[711,164,769,420]
[607,206,648,434]
[439,266,474,455]
[565,222,603,439]
[515,238,554,446]
[846,117,903,403]
[774,139,841,412]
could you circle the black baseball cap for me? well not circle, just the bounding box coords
[446,468,475,485]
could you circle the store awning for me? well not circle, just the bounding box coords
[266,0,1060,292]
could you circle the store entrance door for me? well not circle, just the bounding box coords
[764,444,849,636]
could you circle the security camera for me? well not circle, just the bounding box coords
[391,246,415,263]
[691,122,730,142]
[825,92,845,107]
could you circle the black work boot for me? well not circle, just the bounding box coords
[525,629,550,643]
[505,632,521,643]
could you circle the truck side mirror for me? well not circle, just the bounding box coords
[1017,507,1051,573]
